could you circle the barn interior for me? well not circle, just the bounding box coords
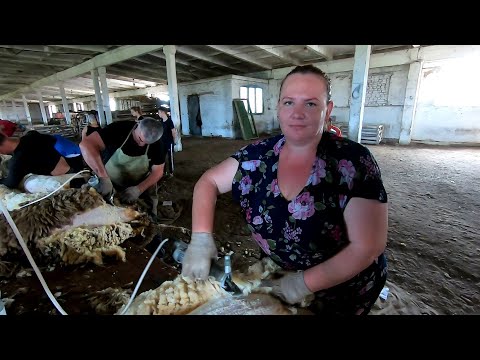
[0,45,478,316]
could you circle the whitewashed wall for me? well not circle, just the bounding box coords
[178,76,232,137]
[247,45,480,144]
[261,65,409,140]
[330,65,409,140]
[231,76,269,136]
[2,102,45,124]
[412,64,480,144]
[2,102,26,122]
[179,75,269,138]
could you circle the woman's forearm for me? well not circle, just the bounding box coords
[303,243,383,292]
[191,173,219,233]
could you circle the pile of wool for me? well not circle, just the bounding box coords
[230,257,314,308]
[88,287,132,315]
[231,257,282,295]
[0,155,11,178]
[36,223,135,265]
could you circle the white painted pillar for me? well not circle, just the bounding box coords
[98,66,113,125]
[163,45,182,151]
[11,100,17,121]
[348,45,371,143]
[22,95,33,125]
[399,61,423,145]
[48,105,54,119]
[59,83,71,125]
[37,91,49,125]
[91,68,105,127]
[1,100,6,119]
[89,101,95,111]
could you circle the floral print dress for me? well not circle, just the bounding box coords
[231,132,388,315]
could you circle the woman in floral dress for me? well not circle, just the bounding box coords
[181,65,388,315]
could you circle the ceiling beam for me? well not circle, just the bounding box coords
[0,61,64,72]
[107,67,167,84]
[208,45,272,69]
[0,55,76,68]
[0,45,165,101]
[51,45,111,53]
[2,50,91,63]
[148,51,225,77]
[48,84,169,105]
[102,73,157,87]
[306,45,333,60]
[176,46,245,72]
[0,45,48,52]
[126,58,195,77]
[112,63,170,79]
[43,85,95,95]
[113,62,195,82]
[254,45,301,65]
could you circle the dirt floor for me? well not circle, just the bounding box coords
[157,136,480,315]
[2,135,479,315]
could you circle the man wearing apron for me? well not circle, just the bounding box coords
[79,117,166,217]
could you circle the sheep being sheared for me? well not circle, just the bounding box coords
[118,276,230,315]
[0,187,143,263]
[0,187,104,257]
[231,257,315,308]
[37,223,135,265]
[118,267,306,315]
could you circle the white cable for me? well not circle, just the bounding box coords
[18,169,91,209]
[119,238,169,315]
[0,200,68,315]
[2,168,168,316]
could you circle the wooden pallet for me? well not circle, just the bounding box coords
[337,123,384,145]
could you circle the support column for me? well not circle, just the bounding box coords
[348,45,371,143]
[37,91,49,125]
[98,66,113,125]
[22,95,33,125]
[399,61,423,145]
[163,45,182,151]
[59,83,71,125]
[11,100,17,121]
[48,104,54,119]
[91,68,105,127]
[1,100,6,120]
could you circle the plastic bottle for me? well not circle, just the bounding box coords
[0,296,6,315]
[88,175,99,189]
